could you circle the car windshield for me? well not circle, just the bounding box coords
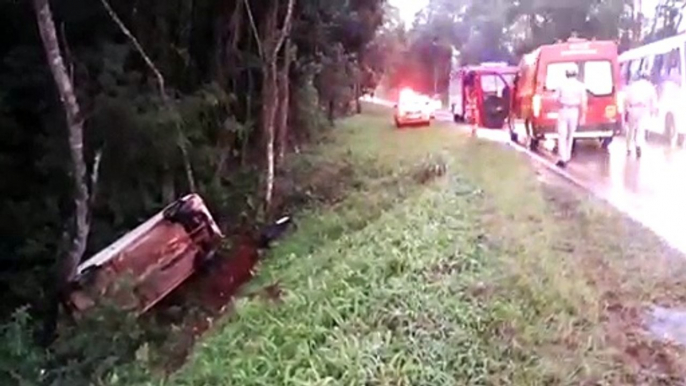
[545,60,614,96]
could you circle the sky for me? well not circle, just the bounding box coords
[389,0,428,25]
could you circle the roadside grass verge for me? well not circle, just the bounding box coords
[158,107,686,385]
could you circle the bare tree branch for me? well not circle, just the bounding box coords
[99,0,197,193]
[243,0,263,57]
[89,149,103,207]
[273,0,296,57]
[98,0,167,101]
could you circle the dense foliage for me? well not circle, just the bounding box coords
[1,0,385,383]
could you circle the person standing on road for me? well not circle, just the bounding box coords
[624,70,658,158]
[554,65,588,168]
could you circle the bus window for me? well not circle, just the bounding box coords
[664,48,681,83]
[628,59,642,81]
[620,62,628,84]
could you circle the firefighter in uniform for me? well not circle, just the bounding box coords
[554,64,587,168]
[624,70,657,158]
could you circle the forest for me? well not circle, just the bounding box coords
[1,0,684,384]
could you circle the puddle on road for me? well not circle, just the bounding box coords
[646,306,686,346]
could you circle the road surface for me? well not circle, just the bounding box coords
[364,96,686,253]
[485,118,686,255]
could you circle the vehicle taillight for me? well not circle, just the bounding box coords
[532,94,541,117]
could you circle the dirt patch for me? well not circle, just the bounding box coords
[145,233,261,372]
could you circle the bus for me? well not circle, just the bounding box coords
[618,33,686,145]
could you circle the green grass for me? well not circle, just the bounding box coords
[146,104,686,385]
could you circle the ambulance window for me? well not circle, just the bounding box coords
[544,62,577,90]
[583,60,613,96]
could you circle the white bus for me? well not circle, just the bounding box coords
[618,33,686,144]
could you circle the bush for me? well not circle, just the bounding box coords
[0,303,157,386]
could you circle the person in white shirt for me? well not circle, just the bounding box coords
[554,64,587,167]
[624,71,657,158]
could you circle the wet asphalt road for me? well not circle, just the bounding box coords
[479,118,686,255]
[367,98,686,253]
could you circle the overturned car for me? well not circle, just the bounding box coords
[67,194,224,315]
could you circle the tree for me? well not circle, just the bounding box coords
[244,0,295,215]
[32,0,91,287]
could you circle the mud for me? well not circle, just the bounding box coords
[145,231,261,371]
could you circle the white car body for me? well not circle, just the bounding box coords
[394,89,433,128]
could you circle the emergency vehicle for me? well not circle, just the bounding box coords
[449,62,517,129]
[509,38,622,150]
[618,33,686,146]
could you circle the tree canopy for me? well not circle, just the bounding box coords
[379,0,686,95]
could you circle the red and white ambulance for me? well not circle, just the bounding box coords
[509,38,622,150]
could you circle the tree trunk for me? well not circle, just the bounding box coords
[261,61,278,214]
[276,37,293,163]
[246,0,295,216]
[33,0,90,284]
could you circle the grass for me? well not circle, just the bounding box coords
[144,103,686,385]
